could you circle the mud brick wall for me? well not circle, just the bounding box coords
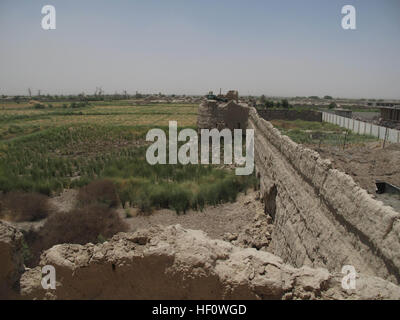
[14,224,400,299]
[248,107,400,284]
[257,109,322,122]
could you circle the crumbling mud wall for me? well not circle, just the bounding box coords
[2,221,400,299]
[197,100,220,130]
[219,101,249,131]
[248,107,400,284]
[197,100,249,131]
[13,225,400,300]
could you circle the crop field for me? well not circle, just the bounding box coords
[271,119,379,147]
[0,101,198,140]
[0,99,256,216]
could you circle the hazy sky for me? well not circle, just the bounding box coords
[0,0,399,98]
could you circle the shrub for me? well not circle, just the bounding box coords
[77,179,119,208]
[45,205,127,244]
[149,184,172,209]
[34,103,45,109]
[169,186,191,215]
[8,125,22,134]
[136,193,152,215]
[70,101,89,108]
[192,189,206,211]
[21,239,32,264]
[0,191,51,222]
[27,205,128,266]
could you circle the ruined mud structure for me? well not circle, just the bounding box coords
[2,222,400,300]
[197,99,249,131]
[198,97,400,286]
[1,96,400,299]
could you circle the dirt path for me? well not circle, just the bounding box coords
[22,189,273,252]
[48,189,78,212]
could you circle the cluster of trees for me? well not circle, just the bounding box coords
[2,91,148,104]
[2,92,195,104]
[258,95,292,109]
[308,95,333,100]
[31,101,90,109]
[328,102,337,109]
[62,101,90,109]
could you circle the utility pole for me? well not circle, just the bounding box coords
[383,127,389,148]
[343,130,349,150]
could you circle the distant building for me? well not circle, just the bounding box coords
[367,101,400,108]
[225,90,239,102]
[197,92,249,132]
[379,105,400,122]
[377,102,399,108]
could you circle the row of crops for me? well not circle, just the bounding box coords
[0,124,257,213]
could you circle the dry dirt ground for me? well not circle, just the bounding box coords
[48,189,78,212]
[13,190,273,252]
[310,141,400,212]
[119,191,273,251]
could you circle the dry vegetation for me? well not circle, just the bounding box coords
[26,205,128,266]
[0,192,52,222]
[77,179,119,208]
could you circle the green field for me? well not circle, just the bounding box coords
[0,99,256,215]
[270,119,379,146]
[0,100,198,140]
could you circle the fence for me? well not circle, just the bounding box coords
[322,112,400,143]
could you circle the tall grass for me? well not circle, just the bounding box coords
[105,152,257,214]
[0,124,257,213]
[114,172,256,214]
[0,125,147,194]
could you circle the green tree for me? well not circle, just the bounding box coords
[281,99,289,109]
[13,96,20,104]
[265,100,274,108]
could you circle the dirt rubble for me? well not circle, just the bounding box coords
[0,222,395,300]
[314,142,400,195]
[313,142,400,213]
[122,191,273,252]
